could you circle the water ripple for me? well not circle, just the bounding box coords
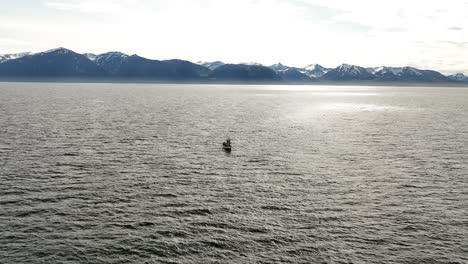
[1,83,467,263]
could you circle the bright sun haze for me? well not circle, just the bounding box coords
[0,0,467,74]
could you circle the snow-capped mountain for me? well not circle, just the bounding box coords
[268,63,312,82]
[95,53,210,79]
[84,53,97,61]
[301,64,331,78]
[0,52,32,63]
[322,64,375,81]
[448,73,468,82]
[401,67,423,76]
[320,64,450,82]
[373,66,450,82]
[94,52,129,75]
[0,47,466,83]
[0,48,106,78]
[239,62,263,66]
[268,62,457,82]
[37,47,74,56]
[269,63,292,72]
[372,67,404,75]
[276,68,312,82]
[197,61,225,70]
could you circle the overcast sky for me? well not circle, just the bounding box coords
[1,0,467,74]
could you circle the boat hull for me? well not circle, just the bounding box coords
[223,147,231,152]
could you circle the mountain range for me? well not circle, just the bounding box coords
[0,48,467,84]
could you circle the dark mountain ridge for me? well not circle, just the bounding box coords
[0,47,466,84]
[0,48,106,78]
[209,64,282,82]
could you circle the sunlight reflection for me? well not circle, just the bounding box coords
[263,85,377,92]
[317,92,377,96]
[287,103,405,122]
[316,103,404,112]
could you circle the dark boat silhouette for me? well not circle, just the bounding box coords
[222,139,232,152]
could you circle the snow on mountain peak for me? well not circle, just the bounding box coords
[453,73,466,79]
[448,73,467,81]
[304,64,318,70]
[299,64,330,78]
[271,62,285,68]
[0,52,32,63]
[338,63,352,69]
[98,51,128,58]
[42,47,74,55]
[269,63,291,71]
[239,62,263,66]
[336,64,364,74]
[373,66,403,75]
[84,53,97,61]
[197,61,225,70]
[403,66,423,76]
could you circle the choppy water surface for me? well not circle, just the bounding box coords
[1,83,467,263]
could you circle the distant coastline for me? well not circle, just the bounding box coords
[1,79,467,88]
[1,47,467,86]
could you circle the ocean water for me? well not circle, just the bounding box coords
[0,82,467,264]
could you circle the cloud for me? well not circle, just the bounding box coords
[45,0,137,14]
[0,0,464,74]
[382,28,406,32]
[0,38,49,53]
[439,41,468,48]
[298,0,468,33]
[0,38,41,47]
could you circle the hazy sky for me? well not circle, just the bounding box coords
[1,0,467,74]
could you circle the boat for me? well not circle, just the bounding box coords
[222,139,232,152]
